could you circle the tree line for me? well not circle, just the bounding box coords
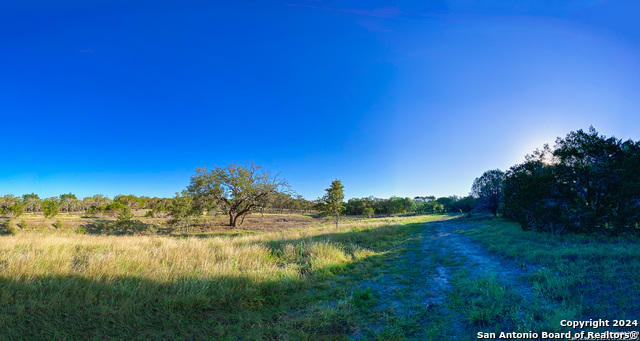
[0,189,314,222]
[471,127,640,235]
[2,161,473,231]
[343,195,475,216]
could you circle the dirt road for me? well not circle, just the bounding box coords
[353,217,551,339]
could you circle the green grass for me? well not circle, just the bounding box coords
[461,216,640,328]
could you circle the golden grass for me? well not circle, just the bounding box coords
[0,214,452,339]
[0,216,433,284]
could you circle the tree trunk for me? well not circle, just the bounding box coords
[229,212,237,227]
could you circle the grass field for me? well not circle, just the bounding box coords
[1,214,638,340]
[0,214,448,340]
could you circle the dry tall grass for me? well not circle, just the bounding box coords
[0,215,449,339]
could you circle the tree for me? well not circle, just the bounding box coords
[59,193,81,214]
[114,194,143,210]
[106,202,126,217]
[363,207,375,218]
[59,193,77,201]
[42,199,59,218]
[6,205,23,218]
[316,179,345,228]
[22,193,41,213]
[116,206,134,229]
[0,195,20,215]
[83,195,112,215]
[471,169,506,216]
[167,191,198,233]
[502,127,640,235]
[187,162,290,227]
[344,198,366,216]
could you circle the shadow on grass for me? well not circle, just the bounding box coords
[81,220,174,235]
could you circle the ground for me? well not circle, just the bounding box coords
[1,213,639,340]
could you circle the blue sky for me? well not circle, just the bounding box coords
[1,0,639,200]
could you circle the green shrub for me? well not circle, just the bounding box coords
[5,220,18,235]
[17,220,28,229]
[52,219,64,229]
[42,199,59,218]
[117,206,134,229]
[7,205,23,218]
[363,207,374,218]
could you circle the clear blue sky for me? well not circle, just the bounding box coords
[2,0,639,200]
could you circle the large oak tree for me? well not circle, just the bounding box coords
[187,162,290,227]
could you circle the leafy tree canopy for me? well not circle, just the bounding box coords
[187,162,290,227]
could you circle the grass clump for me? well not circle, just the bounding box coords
[4,220,19,235]
[17,219,28,229]
[52,219,64,230]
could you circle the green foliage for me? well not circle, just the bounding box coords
[117,206,134,228]
[114,194,144,209]
[502,127,640,235]
[167,191,197,233]
[82,194,112,215]
[344,195,474,216]
[87,205,108,218]
[6,205,23,218]
[42,199,59,218]
[107,202,126,217]
[22,193,39,201]
[385,196,415,215]
[435,195,476,213]
[59,193,77,201]
[58,193,82,214]
[188,162,290,227]
[0,195,21,217]
[471,169,506,216]
[363,207,374,218]
[4,220,18,235]
[316,179,345,227]
[416,200,444,214]
[17,220,28,229]
[145,204,167,218]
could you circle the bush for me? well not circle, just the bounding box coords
[7,205,23,218]
[42,199,59,218]
[5,220,18,235]
[117,206,134,228]
[17,220,28,229]
[107,202,126,217]
[52,220,63,229]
